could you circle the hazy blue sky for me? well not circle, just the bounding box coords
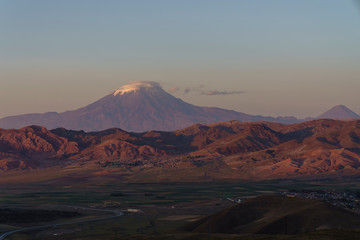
[1,0,359,118]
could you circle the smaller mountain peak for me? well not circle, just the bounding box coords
[332,104,347,109]
[113,81,161,96]
[317,105,360,119]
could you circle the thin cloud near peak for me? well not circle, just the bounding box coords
[200,90,245,96]
[168,87,180,93]
[168,85,244,96]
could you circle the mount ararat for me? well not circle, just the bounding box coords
[0,81,357,132]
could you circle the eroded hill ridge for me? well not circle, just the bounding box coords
[1,119,360,180]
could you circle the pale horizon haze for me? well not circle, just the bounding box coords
[1,0,360,119]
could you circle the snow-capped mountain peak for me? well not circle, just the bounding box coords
[113,81,161,96]
[0,81,297,132]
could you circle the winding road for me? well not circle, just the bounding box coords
[0,205,124,240]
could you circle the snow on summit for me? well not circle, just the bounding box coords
[113,81,161,96]
[0,80,301,132]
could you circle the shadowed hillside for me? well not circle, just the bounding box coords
[183,195,360,235]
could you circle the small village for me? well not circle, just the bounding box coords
[282,190,360,212]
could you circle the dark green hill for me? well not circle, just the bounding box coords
[183,195,360,235]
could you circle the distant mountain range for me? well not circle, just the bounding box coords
[1,119,360,181]
[0,81,357,132]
